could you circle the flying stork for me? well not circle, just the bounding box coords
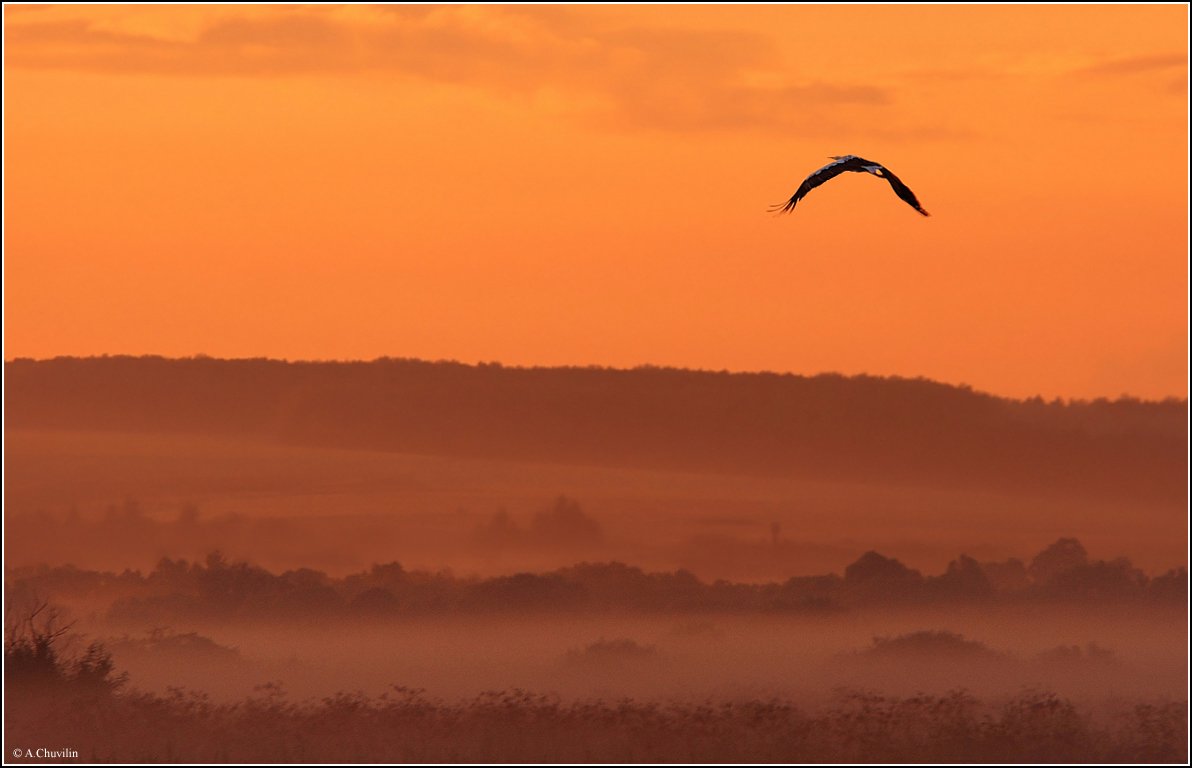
[770,155,930,216]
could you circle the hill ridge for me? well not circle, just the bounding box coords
[6,355,1186,503]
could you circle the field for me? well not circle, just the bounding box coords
[5,428,1184,580]
[4,367,1187,763]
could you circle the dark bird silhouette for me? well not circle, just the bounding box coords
[770,155,930,216]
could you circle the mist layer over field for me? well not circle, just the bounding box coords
[6,572,1187,762]
[5,427,1185,581]
[67,608,1191,705]
[4,358,1187,762]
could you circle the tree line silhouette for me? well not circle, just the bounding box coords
[8,538,1183,623]
[6,356,1186,502]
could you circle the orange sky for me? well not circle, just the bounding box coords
[4,5,1188,400]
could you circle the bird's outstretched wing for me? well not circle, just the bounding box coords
[768,155,869,213]
[879,167,930,217]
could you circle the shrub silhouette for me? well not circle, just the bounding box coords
[843,551,924,601]
[530,496,603,546]
[1029,538,1089,585]
[107,628,240,663]
[864,631,1002,661]
[931,555,994,598]
[4,600,126,698]
[473,496,604,553]
[980,557,1030,592]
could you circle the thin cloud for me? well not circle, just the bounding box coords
[7,15,360,75]
[606,80,891,134]
[5,7,900,135]
[1074,52,1186,77]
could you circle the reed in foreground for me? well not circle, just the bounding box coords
[5,683,1185,764]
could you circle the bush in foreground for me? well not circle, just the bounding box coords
[4,684,1185,763]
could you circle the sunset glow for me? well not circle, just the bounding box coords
[5,4,1188,400]
[4,9,1189,764]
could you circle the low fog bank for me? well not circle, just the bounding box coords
[6,589,1187,702]
[7,429,1185,580]
[4,604,1187,763]
[5,536,1185,704]
[86,611,1188,705]
[9,494,1184,585]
